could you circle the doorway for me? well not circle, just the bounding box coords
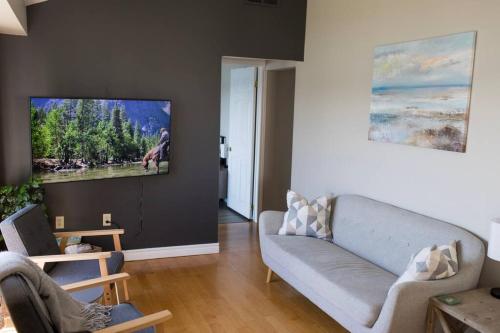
[219,59,263,223]
[218,58,296,224]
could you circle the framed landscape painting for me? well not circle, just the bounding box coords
[369,32,476,152]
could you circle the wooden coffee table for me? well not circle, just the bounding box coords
[427,288,500,333]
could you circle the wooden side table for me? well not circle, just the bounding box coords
[427,288,500,333]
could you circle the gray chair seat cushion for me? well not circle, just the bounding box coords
[264,235,397,327]
[48,251,124,303]
[110,303,154,333]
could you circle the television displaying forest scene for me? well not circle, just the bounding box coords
[31,97,171,183]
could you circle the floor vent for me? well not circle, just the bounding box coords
[244,0,280,8]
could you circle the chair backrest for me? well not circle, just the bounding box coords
[331,195,485,276]
[0,274,55,333]
[0,204,60,271]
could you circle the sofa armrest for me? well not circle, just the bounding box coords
[258,211,285,236]
[373,237,485,333]
[374,274,480,333]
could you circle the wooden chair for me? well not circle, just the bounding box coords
[0,204,129,305]
[1,272,172,333]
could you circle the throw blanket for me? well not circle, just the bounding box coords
[0,251,112,332]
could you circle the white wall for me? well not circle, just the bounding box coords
[0,0,27,36]
[292,0,500,285]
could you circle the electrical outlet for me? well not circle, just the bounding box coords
[103,213,112,227]
[55,216,64,229]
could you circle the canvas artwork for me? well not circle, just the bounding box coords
[31,98,171,183]
[369,32,476,152]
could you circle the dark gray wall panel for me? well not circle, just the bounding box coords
[0,0,306,249]
[262,68,295,212]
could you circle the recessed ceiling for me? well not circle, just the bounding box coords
[24,0,47,5]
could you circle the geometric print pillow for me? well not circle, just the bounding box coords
[403,241,459,281]
[278,190,332,240]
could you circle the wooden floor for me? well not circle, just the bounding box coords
[124,223,348,333]
[218,202,248,224]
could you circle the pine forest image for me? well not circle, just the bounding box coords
[31,98,171,183]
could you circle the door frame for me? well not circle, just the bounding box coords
[221,57,297,222]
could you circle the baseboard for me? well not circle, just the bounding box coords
[123,243,220,261]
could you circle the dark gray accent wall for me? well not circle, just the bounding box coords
[0,0,306,249]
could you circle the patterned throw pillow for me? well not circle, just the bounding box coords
[401,241,459,281]
[278,191,332,240]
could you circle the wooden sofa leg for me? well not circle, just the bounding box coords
[266,268,273,283]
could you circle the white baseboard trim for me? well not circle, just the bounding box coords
[123,243,220,261]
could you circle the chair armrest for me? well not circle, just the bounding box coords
[61,273,130,293]
[93,310,173,333]
[54,229,125,251]
[30,252,112,265]
[54,229,124,238]
[258,211,285,235]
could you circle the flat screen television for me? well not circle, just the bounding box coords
[30,97,171,184]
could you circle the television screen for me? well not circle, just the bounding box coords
[30,97,171,183]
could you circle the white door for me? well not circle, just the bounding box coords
[227,67,257,219]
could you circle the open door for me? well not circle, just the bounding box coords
[226,67,257,219]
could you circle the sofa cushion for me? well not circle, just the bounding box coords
[278,190,332,240]
[48,251,124,303]
[402,241,459,281]
[263,234,397,327]
[331,195,477,276]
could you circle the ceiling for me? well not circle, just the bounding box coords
[24,0,47,4]
[0,0,48,36]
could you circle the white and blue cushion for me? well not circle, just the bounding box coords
[278,190,332,240]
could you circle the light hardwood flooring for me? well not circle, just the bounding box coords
[124,223,348,333]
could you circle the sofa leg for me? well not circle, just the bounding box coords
[266,268,273,283]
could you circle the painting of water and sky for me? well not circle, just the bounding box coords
[369,31,476,152]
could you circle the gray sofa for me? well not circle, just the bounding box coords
[259,195,485,333]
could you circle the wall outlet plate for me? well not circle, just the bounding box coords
[55,216,64,229]
[103,213,112,227]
